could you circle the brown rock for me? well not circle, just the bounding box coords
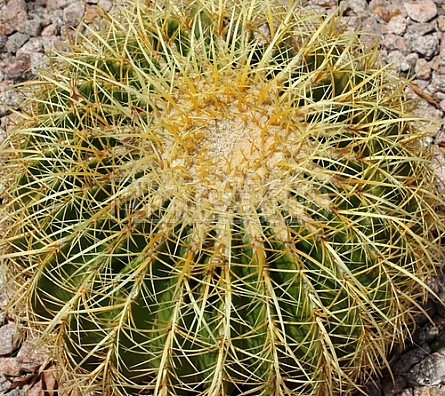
[41,24,59,37]
[1,54,31,81]
[84,3,101,23]
[98,0,114,13]
[413,387,445,396]
[6,0,26,13]
[371,5,392,22]
[416,58,432,80]
[16,340,48,373]
[405,0,438,23]
[0,358,20,376]
[0,23,15,36]
[0,0,27,35]
[27,381,42,396]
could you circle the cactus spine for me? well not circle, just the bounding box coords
[1,0,444,395]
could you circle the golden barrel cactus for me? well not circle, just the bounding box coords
[1,0,444,395]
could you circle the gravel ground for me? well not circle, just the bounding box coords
[1,0,445,395]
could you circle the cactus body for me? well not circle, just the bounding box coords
[1,1,444,395]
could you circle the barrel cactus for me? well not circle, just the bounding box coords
[1,0,444,395]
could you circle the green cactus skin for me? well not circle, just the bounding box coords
[1,1,444,395]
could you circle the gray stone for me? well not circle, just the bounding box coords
[431,54,443,70]
[405,0,438,23]
[413,33,441,59]
[406,22,437,37]
[0,34,7,53]
[431,330,445,352]
[414,322,445,346]
[342,16,361,31]
[26,0,46,13]
[63,1,86,27]
[16,38,45,72]
[0,87,22,117]
[304,4,327,14]
[393,347,430,374]
[438,15,445,31]
[56,0,79,8]
[385,14,408,35]
[386,50,408,70]
[358,16,382,46]
[40,36,59,53]
[5,32,29,54]
[310,0,338,7]
[0,323,17,356]
[0,374,11,393]
[432,73,445,92]
[439,38,445,67]
[343,0,369,15]
[405,52,419,72]
[413,98,443,119]
[382,33,408,52]
[382,374,408,395]
[407,350,445,387]
[3,386,27,396]
[16,37,44,57]
[17,18,42,37]
[42,9,64,28]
